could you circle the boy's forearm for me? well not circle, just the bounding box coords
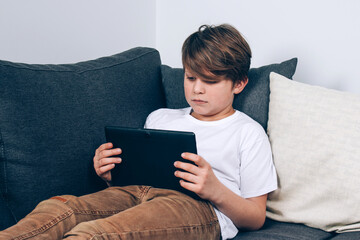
[210,184,267,230]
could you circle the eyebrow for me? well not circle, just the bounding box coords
[186,73,225,83]
[184,66,228,82]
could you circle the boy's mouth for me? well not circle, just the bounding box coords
[192,99,207,104]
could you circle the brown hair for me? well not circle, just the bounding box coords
[182,24,252,84]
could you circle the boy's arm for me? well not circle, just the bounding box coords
[210,184,267,230]
[174,152,267,230]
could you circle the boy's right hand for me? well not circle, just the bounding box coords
[93,142,122,185]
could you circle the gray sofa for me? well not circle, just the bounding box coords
[1,47,359,239]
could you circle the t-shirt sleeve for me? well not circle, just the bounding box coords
[143,109,164,129]
[239,126,278,198]
[143,113,153,128]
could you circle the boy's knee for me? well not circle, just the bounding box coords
[34,195,76,211]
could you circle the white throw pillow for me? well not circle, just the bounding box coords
[266,72,360,233]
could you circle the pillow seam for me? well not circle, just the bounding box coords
[0,49,159,74]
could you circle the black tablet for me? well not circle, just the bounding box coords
[105,126,200,200]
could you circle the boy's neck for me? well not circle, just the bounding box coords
[190,108,236,121]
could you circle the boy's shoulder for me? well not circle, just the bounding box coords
[233,110,268,140]
[234,110,263,128]
[148,107,190,119]
[145,107,191,128]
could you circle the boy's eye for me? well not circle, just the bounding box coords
[204,80,219,84]
[186,76,196,81]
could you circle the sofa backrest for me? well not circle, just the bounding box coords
[0,47,165,228]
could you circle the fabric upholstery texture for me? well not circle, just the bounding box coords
[232,218,333,240]
[0,194,15,230]
[330,231,360,240]
[0,47,165,226]
[161,58,298,130]
[266,72,360,233]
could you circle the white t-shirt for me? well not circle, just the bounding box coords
[144,107,277,239]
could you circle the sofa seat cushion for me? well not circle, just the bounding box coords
[330,231,360,240]
[0,47,165,227]
[233,218,333,240]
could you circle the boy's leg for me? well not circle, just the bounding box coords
[0,186,143,240]
[64,187,220,240]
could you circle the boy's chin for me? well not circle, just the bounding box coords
[190,106,235,121]
[190,109,217,121]
[190,106,208,115]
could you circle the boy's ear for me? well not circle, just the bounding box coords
[233,78,248,94]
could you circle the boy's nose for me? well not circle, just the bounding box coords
[193,80,205,94]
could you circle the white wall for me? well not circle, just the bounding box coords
[0,0,156,64]
[1,0,359,94]
[156,0,360,94]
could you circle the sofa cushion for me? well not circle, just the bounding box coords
[232,218,332,240]
[266,72,360,233]
[0,47,165,224]
[330,231,360,240]
[0,193,15,230]
[161,58,297,130]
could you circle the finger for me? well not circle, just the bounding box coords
[95,142,113,155]
[181,152,205,167]
[98,148,122,160]
[174,170,198,183]
[174,161,199,175]
[98,163,115,176]
[179,180,198,193]
[98,157,122,168]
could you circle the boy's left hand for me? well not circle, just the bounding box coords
[174,152,222,201]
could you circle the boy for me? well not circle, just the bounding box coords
[0,24,277,240]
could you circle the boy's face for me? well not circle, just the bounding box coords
[184,69,247,121]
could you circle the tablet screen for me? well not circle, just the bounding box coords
[105,126,200,200]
